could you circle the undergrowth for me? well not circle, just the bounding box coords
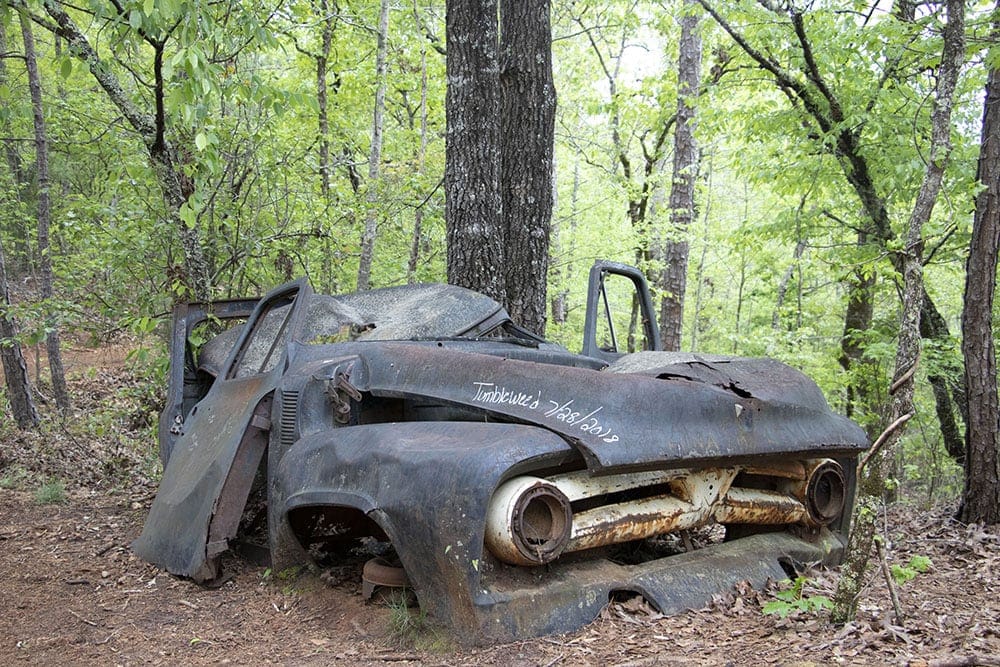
[0,342,166,493]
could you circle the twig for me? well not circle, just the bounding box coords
[875,537,905,626]
[94,631,118,645]
[859,413,914,472]
[889,360,918,395]
[68,609,98,627]
[376,656,422,663]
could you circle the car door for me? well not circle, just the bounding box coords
[133,279,310,581]
[581,260,662,360]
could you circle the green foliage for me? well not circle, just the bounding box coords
[762,576,833,619]
[384,592,451,651]
[386,591,424,639]
[890,555,932,586]
[33,478,67,505]
[0,466,32,490]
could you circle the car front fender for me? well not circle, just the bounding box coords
[268,421,577,635]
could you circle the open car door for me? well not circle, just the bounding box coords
[582,260,662,360]
[134,279,310,581]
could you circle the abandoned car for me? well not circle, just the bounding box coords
[133,261,869,643]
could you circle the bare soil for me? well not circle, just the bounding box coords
[2,348,999,665]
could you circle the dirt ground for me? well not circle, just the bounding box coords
[2,349,1000,665]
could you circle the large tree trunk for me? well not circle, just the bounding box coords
[833,0,964,623]
[357,0,390,291]
[444,0,505,303]
[657,0,702,351]
[0,237,38,429]
[499,0,555,334]
[960,7,1000,525]
[20,9,70,413]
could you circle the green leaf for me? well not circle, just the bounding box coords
[195,132,208,151]
[908,555,932,573]
[60,58,73,79]
[178,203,197,228]
[129,9,142,30]
[762,600,793,618]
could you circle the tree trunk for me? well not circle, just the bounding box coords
[838,256,876,421]
[0,21,32,276]
[0,237,38,429]
[408,35,429,284]
[833,0,965,623]
[445,0,505,303]
[960,5,1000,525]
[357,0,390,291]
[19,9,70,413]
[690,153,713,351]
[918,290,968,463]
[657,0,701,351]
[316,0,336,294]
[499,0,555,334]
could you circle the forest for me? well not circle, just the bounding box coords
[0,0,999,661]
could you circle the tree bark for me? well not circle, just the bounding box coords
[357,0,390,291]
[960,3,1000,525]
[0,21,32,275]
[0,236,38,429]
[445,0,505,303]
[316,0,337,294]
[838,253,876,421]
[316,0,334,204]
[657,0,702,351]
[499,0,555,334]
[19,9,70,413]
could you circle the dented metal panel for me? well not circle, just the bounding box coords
[132,371,274,580]
[134,280,310,580]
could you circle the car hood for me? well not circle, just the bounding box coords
[303,343,869,473]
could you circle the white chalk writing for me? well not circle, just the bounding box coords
[472,382,541,410]
[471,382,619,443]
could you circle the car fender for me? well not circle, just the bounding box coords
[268,421,576,635]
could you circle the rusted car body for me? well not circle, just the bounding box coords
[134,261,868,643]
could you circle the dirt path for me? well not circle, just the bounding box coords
[2,487,998,666]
